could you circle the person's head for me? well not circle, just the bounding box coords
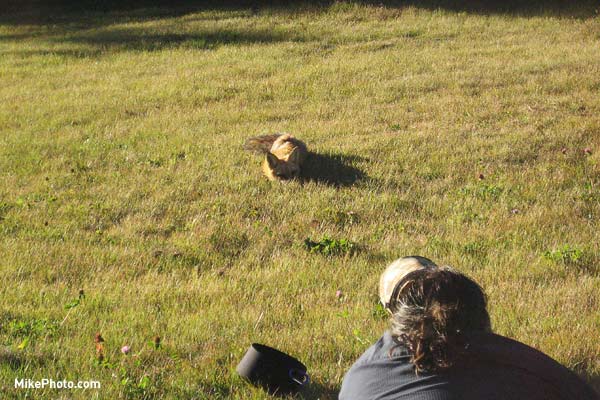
[387,265,491,373]
[379,256,438,310]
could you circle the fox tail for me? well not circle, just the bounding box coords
[243,134,282,154]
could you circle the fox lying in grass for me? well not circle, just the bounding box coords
[244,133,308,181]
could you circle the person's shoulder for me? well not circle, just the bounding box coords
[469,333,576,368]
[339,332,453,400]
[465,333,599,400]
[339,332,409,400]
[352,330,409,367]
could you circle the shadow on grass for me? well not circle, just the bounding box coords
[45,29,310,55]
[0,9,313,57]
[354,0,598,19]
[1,0,595,59]
[0,49,105,58]
[0,26,312,58]
[1,0,597,29]
[60,27,308,51]
[301,153,367,187]
[0,3,202,26]
[0,347,47,370]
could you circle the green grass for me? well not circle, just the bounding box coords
[1,2,600,398]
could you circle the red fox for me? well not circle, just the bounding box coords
[244,133,308,181]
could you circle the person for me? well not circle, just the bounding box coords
[339,256,599,400]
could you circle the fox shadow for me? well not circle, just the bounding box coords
[301,152,366,187]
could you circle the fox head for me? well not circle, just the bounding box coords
[263,148,302,181]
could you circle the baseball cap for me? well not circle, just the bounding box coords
[379,256,438,310]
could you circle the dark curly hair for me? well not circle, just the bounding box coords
[390,267,491,374]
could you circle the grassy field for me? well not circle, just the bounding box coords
[1,1,599,398]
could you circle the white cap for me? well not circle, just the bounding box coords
[379,256,438,309]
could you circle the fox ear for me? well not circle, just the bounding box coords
[266,152,279,168]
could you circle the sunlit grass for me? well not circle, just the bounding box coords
[1,2,599,398]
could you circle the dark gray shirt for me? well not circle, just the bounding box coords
[339,331,598,400]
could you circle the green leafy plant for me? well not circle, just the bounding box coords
[5,318,58,350]
[304,236,356,256]
[7,318,58,338]
[372,302,388,320]
[64,290,85,310]
[170,151,186,165]
[460,184,504,201]
[147,158,164,167]
[477,184,503,200]
[321,209,359,227]
[17,337,29,350]
[352,328,368,345]
[0,202,12,221]
[543,245,585,265]
[120,371,152,397]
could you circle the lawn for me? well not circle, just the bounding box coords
[0,1,599,398]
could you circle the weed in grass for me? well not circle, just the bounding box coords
[304,236,356,256]
[5,318,59,343]
[461,183,504,201]
[576,182,600,220]
[580,182,598,202]
[419,168,444,182]
[0,202,13,220]
[459,210,485,224]
[7,319,56,338]
[320,208,360,227]
[352,328,369,345]
[64,289,85,310]
[120,371,153,398]
[543,245,585,266]
[148,158,164,168]
[372,302,388,321]
[172,151,186,162]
